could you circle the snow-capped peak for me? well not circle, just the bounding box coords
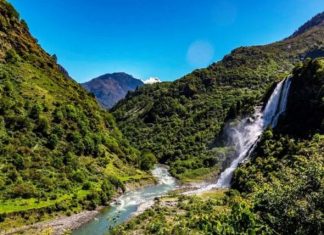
[143,77,161,84]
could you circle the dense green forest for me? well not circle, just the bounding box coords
[0,0,154,229]
[112,12,324,181]
[112,58,324,235]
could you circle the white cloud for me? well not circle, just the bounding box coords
[143,77,161,84]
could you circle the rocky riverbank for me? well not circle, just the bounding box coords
[1,208,102,235]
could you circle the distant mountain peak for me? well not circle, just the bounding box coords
[94,72,136,81]
[289,11,324,39]
[82,72,143,109]
[143,77,161,84]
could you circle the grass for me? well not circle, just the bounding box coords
[178,166,220,183]
[198,188,228,200]
[104,155,153,183]
[0,189,89,214]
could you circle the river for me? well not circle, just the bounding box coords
[73,165,177,235]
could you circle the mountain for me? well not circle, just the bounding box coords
[112,57,324,235]
[0,0,153,228]
[230,58,324,234]
[82,73,144,109]
[112,12,324,182]
[289,11,324,39]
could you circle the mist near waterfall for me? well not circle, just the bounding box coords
[186,76,292,194]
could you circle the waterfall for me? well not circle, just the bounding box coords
[187,76,292,193]
[214,110,264,188]
[271,77,292,127]
[215,76,292,188]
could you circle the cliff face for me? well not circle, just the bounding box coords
[82,73,143,109]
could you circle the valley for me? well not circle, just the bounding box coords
[0,1,323,234]
[113,58,324,235]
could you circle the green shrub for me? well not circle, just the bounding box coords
[36,116,50,135]
[29,104,42,119]
[82,181,91,190]
[0,213,6,223]
[10,182,37,199]
[139,152,157,170]
[72,170,86,183]
[5,49,19,63]
[47,134,58,149]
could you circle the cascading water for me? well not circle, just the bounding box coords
[187,76,292,193]
[271,77,292,127]
[213,110,264,188]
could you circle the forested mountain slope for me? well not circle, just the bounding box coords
[0,0,151,227]
[113,12,324,181]
[112,58,324,235]
[231,58,324,234]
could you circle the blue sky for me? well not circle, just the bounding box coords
[9,0,324,82]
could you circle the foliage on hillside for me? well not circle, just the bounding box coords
[112,192,271,235]
[0,0,153,226]
[279,58,324,135]
[232,58,324,234]
[231,132,323,234]
[113,12,324,180]
[111,59,324,234]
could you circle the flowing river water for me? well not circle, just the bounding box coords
[74,77,292,234]
[73,165,177,235]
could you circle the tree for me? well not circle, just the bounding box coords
[47,134,58,149]
[29,104,42,119]
[10,182,37,199]
[52,54,58,63]
[139,152,157,170]
[5,49,19,63]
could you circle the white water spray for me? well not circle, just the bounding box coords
[187,77,292,193]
